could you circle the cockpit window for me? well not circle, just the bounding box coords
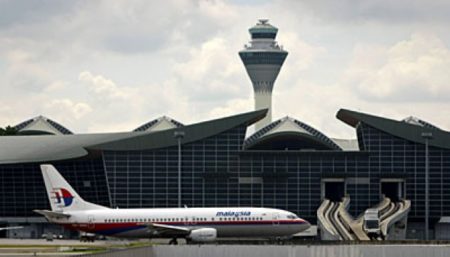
[287,214,297,219]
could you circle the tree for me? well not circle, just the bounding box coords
[0,126,18,136]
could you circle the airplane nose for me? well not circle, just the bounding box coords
[304,220,311,230]
[298,219,311,232]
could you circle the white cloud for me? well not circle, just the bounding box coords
[79,71,133,100]
[344,33,450,101]
[44,99,92,120]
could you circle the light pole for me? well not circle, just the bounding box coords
[421,131,432,240]
[174,131,185,208]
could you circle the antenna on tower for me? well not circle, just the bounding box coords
[259,19,269,24]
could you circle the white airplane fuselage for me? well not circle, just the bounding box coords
[36,164,310,241]
[53,207,309,238]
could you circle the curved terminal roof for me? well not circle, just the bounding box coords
[133,116,183,132]
[14,116,73,135]
[402,116,441,131]
[337,109,450,150]
[244,116,342,151]
[0,109,267,164]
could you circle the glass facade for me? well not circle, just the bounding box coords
[103,126,247,208]
[0,158,109,217]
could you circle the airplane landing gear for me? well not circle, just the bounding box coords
[169,237,178,245]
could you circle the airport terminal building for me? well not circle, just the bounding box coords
[0,108,449,239]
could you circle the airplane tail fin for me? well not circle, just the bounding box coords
[40,164,108,212]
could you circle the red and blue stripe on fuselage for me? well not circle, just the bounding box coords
[62,219,308,237]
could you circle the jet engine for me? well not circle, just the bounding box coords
[187,228,217,242]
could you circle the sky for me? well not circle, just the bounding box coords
[1,0,450,138]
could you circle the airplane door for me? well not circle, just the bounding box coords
[88,215,95,229]
[272,213,279,226]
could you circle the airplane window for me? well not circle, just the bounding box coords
[287,215,296,219]
[212,218,214,221]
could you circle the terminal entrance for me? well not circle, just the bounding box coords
[322,179,345,202]
[381,179,405,202]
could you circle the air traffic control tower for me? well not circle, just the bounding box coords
[239,19,288,131]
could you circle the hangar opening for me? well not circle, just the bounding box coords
[381,179,405,202]
[321,179,345,202]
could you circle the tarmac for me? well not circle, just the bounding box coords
[0,238,134,256]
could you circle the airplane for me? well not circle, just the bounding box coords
[34,164,310,244]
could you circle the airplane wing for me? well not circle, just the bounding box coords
[0,226,23,231]
[34,210,71,219]
[141,222,191,236]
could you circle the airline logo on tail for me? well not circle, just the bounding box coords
[51,188,74,207]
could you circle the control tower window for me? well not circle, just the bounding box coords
[252,33,276,39]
